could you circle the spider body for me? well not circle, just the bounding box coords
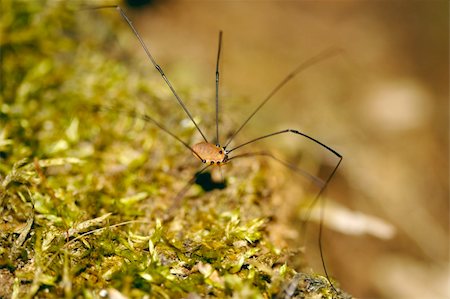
[192,142,228,165]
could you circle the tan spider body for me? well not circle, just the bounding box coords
[192,142,228,165]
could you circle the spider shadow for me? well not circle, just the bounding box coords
[194,171,227,192]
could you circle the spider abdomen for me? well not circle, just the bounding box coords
[192,142,227,165]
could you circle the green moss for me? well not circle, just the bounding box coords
[0,1,351,298]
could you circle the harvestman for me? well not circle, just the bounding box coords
[92,5,343,294]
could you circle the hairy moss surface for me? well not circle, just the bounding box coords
[1,1,351,298]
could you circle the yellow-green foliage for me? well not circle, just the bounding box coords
[0,1,351,298]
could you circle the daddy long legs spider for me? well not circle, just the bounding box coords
[91,5,343,295]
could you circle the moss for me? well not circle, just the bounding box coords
[0,1,352,298]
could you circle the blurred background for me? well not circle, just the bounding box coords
[98,1,448,298]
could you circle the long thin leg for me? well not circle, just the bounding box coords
[215,31,223,145]
[224,47,342,149]
[228,148,342,225]
[318,182,339,295]
[228,151,325,188]
[91,5,209,143]
[228,128,342,228]
[164,164,212,222]
[99,105,206,163]
[228,129,342,294]
[228,129,340,158]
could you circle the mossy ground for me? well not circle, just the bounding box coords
[0,1,351,298]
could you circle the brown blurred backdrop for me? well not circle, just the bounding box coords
[105,1,449,298]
